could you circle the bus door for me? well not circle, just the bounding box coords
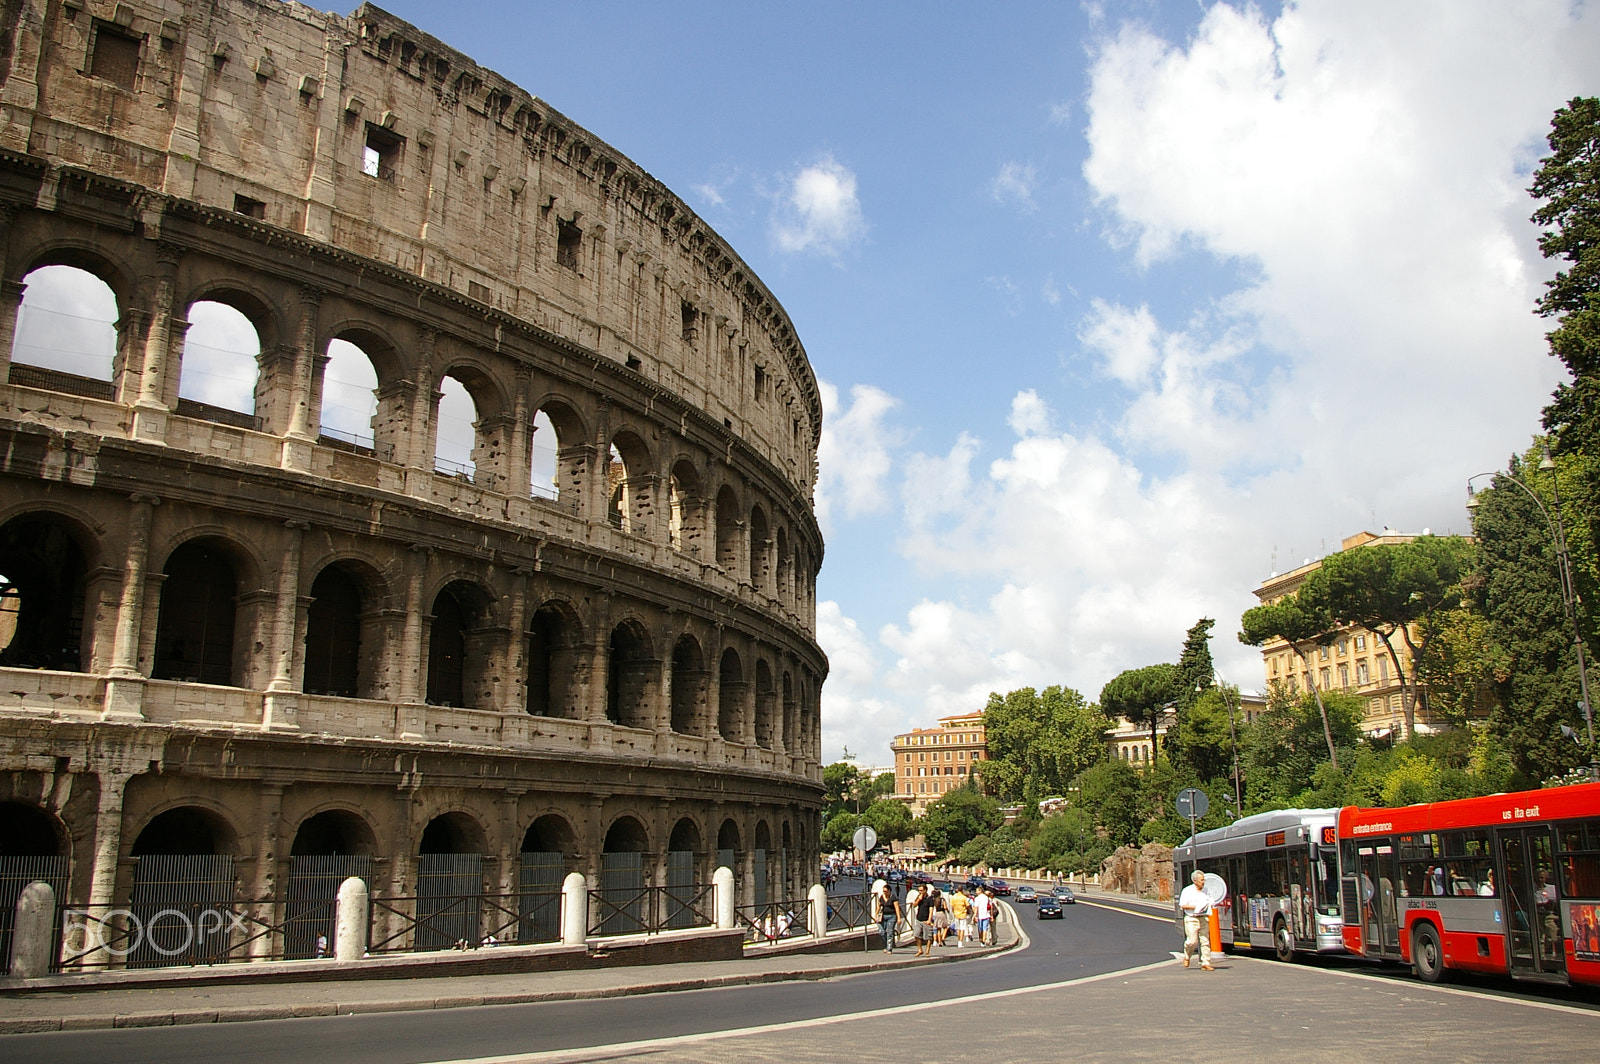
[1498,827,1566,978]
[1357,842,1401,957]
[1230,855,1249,945]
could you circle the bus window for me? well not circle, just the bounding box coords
[1247,849,1270,897]
[1314,846,1340,916]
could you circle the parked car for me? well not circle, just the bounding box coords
[1051,885,1076,904]
[1036,896,1063,918]
[907,869,933,884]
[987,878,1012,896]
[1015,886,1038,903]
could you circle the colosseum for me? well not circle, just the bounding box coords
[0,0,826,965]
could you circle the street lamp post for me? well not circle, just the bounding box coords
[1467,453,1599,781]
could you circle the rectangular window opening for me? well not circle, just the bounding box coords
[681,301,698,343]
[90,23,142,89]
[233,194,265,220]
[754,365,767,402]
[557,219,582,270]
[363,124,404,181]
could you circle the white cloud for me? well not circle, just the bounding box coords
[816,380,900,528]
[816,601,904,763]
[989,161,1039,211]
[1008,390,1053,436]
[771,156,865,255]
[1042,275,1062,306]
[693,183,727,207]
[1048,101,1073,126]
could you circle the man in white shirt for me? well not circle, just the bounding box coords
[972,888,994,945]
[1178,869,1216,970]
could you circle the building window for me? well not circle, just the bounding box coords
[89,23,141,89]
[1338,664,1349,687]
[1356,661,1369,684]
[681,301,698,343]
[1319,646,1329,660]
[362,124,404,181]
[233,194,265,219]
[1355,634,1366,650]
[754,365,767,402]
[1379,657,1390,682]
[1337,638,1348,655]
[557,219,582,270]
[1321,668,1331,688]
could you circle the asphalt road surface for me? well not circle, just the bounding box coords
[10,896,1598,1064]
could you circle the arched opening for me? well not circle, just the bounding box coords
[0,802,62,856]
[10,264,118,388]
[754,659,776,750]
[753,820,772,907]
[178,300,260,421]
[669,634,706,735]
[529,409,558,499]
[607,431,653,536]
[749,506,770,588]
[519,814,575,942]
[606,621,654,730]
[0,515,89,672]
[285,809,374,959]
[0,802,67,966]
[427,582,492,709]
[129,806,238,968]
[318,338,379,452]
[600,816,649,935]
[716,819,741,896]
[303,565,362,697]
[416,812,485,951]
[606,445,628,531]
[668,460,701,555]
[714,486,740,570]
[780,821,794,901]
[152,540,240,686]
[718,647,744,742]
[526,603,578,718]
[666,817,702,928]
[434,375,478,480]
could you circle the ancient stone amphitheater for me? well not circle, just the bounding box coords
[0,0,826,964]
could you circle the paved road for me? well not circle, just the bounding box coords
[10,895,1597,1063]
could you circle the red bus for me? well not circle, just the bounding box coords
[1338,780,1600,986]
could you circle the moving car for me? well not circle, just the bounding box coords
[1036,896,1063,918]
[1051,885,1076,904]
[1015,886,1038,903]
[987,878,1012,896]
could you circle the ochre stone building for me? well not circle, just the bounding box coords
[890,712,987,817]
[0,0,825,961]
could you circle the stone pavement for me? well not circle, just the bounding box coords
[0,919,1017,1035]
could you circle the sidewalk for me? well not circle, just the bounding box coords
[0,923,1018,1035]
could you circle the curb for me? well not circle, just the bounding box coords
[0,938,1019,1034]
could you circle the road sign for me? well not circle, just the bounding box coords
[1176,788,1209,820]
[852,825,878,853]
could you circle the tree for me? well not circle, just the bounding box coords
[1238,594,1341,767]
[820,811,862,853]
[917,788,1001,856]
[1532,97,1600,461]
[1175,618,1216,710]
[1310,536,1473,736]
[821,762,860,823]
[982,685,1109,804]
[861,798,914,842]
[1167,685,1240,785]
[1243,688,1363,810]
[1100,663,1181,759]
[1073,759,1144,847]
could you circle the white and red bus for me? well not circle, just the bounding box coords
[1338,780,1600,986]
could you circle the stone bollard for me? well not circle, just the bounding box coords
[334,876,369,961]
[8,881,56,978]
[561,872,587,946]
[808,883,828,939]
[713,865,735,930]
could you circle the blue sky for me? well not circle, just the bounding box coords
[20,1,1598,767]
[347,0,1600,764]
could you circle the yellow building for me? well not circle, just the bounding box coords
[891,712,988,816]
[1252,530,1432,738]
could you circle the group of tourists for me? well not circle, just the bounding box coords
[870,880,1001,955]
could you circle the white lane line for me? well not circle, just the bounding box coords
[415,959,1176,1064]
[1074,898,1175,924]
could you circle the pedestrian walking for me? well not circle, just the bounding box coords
[949,886,972,946]
[872,880,903,954]
[973,887,994,945]
[933,887,951,946]
[1179,869,1216,970]
[913,884,938,956]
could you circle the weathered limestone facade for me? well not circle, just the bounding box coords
[0,0,825,953]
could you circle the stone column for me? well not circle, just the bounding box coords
[406,329,438,489]
[280,287,323,472]
[0,273,26,387]
[396,545,431,739]
[586,637,610,724]
[102,495,158,720]
[249,783,285,959]
[509,366,532,496]
[502,568,531,716]
[262,522,308,731]
[130,243,184,442]
[83,770,131,968]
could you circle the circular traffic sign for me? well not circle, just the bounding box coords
[852,825,878,853]
[1176,787,1209,820]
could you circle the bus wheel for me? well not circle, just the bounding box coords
[1273,917,1295,962]
[1412,923,1446,984]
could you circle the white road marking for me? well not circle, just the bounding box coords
[414,959,1175,1064]
[1073,898,1175,924]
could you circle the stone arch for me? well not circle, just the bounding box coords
[130,804,241,857]
[0,800,67,857]
[717,646,745,741]
[669,633,708,735]
[178,296,263,420]
[10,263,121,385]
[606,428,654,535]
[302,562,371,698]
[152,535,254,686]
[426,579,496,709]
[667,817,702,854]
[606,619,656,730]
[0,510,97,672]
[522,813,576,856]
[603,815,650,854]
[419,811,487,854]
[716,819,741,854]
[754,658,777,750]
[289,808,377,855]
[527,599,582,718]
[437,358,511,489]
[714,485,741,570]
[667,458,704,555]
[749,505,770,589]
[321,324,403,459]
[530,396,587,506]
